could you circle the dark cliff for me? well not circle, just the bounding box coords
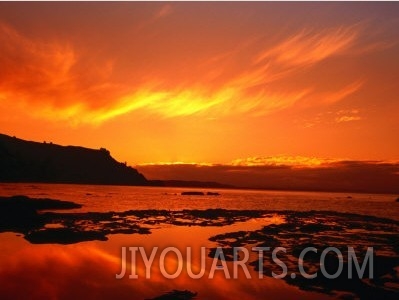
[0,133,148,185]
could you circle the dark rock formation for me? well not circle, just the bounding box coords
[0,195,81,232]
[0,133,147,185]
[0,196,398,298]
[146,290,197,300]
[208,211,399,299]
[206,191,220,196]
[181,191,221,196]
[181,191,205,196]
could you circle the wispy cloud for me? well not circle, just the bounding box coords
[0,20,392,126]
[335,115,362,123]
[0,22,312,124]
[133,4,174,34]
[335,109,362,123]
[154,4,173,19]
[255,26,358,67]
[0,23,131,124]
[321,81,363,105]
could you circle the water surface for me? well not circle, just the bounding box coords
[0,183,398,299]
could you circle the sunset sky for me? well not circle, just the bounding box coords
[1,2,399,173]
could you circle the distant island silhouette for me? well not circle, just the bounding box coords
[0,133,232,188]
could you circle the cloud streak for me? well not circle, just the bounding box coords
[255,26,358,67]
[230,155,340,168]
[334,109,362,123]
[321,81,364,105]
[0,19,391,125]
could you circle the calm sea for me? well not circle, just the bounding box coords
[0,183,398,220]
[1,183,398,299]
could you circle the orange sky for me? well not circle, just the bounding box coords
[1,2,399,166]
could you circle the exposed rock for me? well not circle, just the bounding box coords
[207,192,220,196]
[181,191,205,196]
[0,195,81,231]
[146,290,197,300]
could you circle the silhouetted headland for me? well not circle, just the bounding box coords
[0,133,233,188]
[0,133,147,185]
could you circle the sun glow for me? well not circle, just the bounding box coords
[0,2,398,165]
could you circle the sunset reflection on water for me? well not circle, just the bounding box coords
[0,220,329,300]
[1,185,397,299]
